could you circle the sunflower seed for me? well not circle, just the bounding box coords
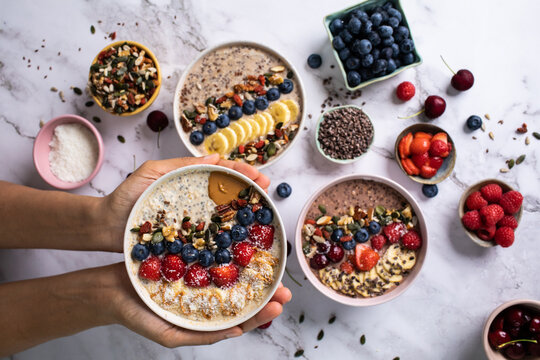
[489,131,494,140]
[484,113,491,120]
[500,168,509,173]
[525,137,530,145]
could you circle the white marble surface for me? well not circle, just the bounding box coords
[1,0,539,359]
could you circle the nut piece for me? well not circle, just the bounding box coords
[500,168,509,173]
[268,74,284,85]
[194,103,207,114]
[489,131,495,140]
[245,154,258,162]
[270,65,285,73]
[208,105,219,121]
[316,216,332,225]
[141,233,153,242]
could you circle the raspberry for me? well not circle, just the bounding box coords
[401,230,422,250]
[497,215,518,229]
[477,225,496,241]
[340,261,354,274]
[465,191,488,210]
[383,222,406,243]
[461,210,481,230]
[370,234,386,250]
[499,191,523,214]
[494,227,515,248]
[479,204,505,226]
[396,81,416,101]
[480,183,503,203]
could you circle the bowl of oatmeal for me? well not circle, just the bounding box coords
[295,174,427,306]
[173,41,306,169]
[124,164,286,331]
[88,40,161,116]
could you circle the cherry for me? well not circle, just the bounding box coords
[326,244,345,263]
[505,342,526,359]
[146,110,169,148]
[441,55,474,91]
[424,95,446,118]
[506,307,526,328]
[528,334,540,356]
[530,316,540,334]
[258,321,272,329]
[316,241,331,254]
[491,315,505,332]
[310,253,329,270]
[489,330,511,348]
[508,327,522,338]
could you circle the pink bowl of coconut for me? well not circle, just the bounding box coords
[33,114,104,190]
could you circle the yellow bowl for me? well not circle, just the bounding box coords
[88,40,161,117]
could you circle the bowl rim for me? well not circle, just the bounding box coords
[172,40,306,170]
[123,164,287,331]
[314,104,375,164]
[322,0,423,91]
[294,173,428,306]
[458,178,523,248]
[88,40,162,117]
[33,114,104,190]
[393,123,457,185]
[482,298,540,359]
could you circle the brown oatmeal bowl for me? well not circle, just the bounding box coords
[88,40,161,116]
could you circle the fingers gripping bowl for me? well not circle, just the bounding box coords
[124,165,286,331]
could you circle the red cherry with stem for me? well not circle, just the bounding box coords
[489,330,511,348]
[505,342,526,359]
[398,95,446,120]
[147,110,169,148]
[441,55,474,91]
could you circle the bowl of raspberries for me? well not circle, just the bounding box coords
[324,0,422,90]
[459,179,524,248]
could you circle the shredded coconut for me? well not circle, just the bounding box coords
[48,123,98,182]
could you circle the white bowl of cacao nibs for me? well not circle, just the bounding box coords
[315,105,374,164]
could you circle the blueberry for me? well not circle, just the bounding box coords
[198,249,213,267]
[228,105,243,120]
[394,58,402,68]
[149,240,165,255]
[345,57,360,70]
[276,182,292,198]
[236,207,255,226]
[382,2,394,10]
[329,18,344,35]
[401,52,415,65]
[366,31,381,47]
[422,184,439,198]
[255,207,274,225]
[338,29,353,44]
[216,114,230,128]
[359,67,374,81]
[278,79,294,94]
[347,71,362,87]
[215,248,231,264]
[371,48,380,60]
[131,243,149,261]
[400,39,414,53]
[352,10,369,23]
[215,231,232,248]
[378,25,393,38]
[347,17,362,35]
[189,131,204,145]
[231,224,248,241]
[391,43,400,57]
[387,8,402,22]
[370,12,383,26]
[395,26,409,40]
[254,96,268,110]
[379,9,390,22]
[307,53,322,68]
[381,47,393,60]
[332,36,346,50]
[382,36,394,47]
[266,88,280,101]
[372,59,387,74]
[354,228,369,243]
[386,59,397,73]
[242,100,256,115]
[338,48,350,61]
[361,20,373,34]
[181,244,199,263]
[368,221,381,234]
[342,240,355,250]
[361,54,374,67]
[388,17,400,28]
[202,121,217,135]
[331,228,344,242]
[166,239,183,254]
[357,39,372,55]
[466,115,483,130]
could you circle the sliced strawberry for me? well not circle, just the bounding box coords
[383,222,407,244]
[248,224,275,250]
[420,164,437,178]
[209,264,239,288]
[432,132,448,144]
[184,264,210,288]
[414,132,433,140]
[411,152,429,168]
[138,256,161,281]
[398,132,413,159]
[429,156,444,170]
[429,140,449,158]
[401,158,420,176]
[354,244,379,271]
[233,242,256,267]
[161,254,187,281]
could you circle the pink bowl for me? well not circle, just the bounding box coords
[295,174,428,306]
[33,114,104,190]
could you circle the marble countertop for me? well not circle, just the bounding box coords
[1,0,539,359]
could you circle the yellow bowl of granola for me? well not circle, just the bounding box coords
[88,40,161,116]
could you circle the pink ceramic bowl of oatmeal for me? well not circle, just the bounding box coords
[295,174,428,306]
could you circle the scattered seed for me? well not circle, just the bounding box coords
[299,313,305,324]
[50,87,58,92]
[498,120,503,124]
[489,132,494,140]
[317,330,324,341]
[360,335,366,345]
[294,349,304,357]
[516,123,528,133]
[58,91,65,102]
[73,87,82,95]
[393,357,400,360]
[328,314,336,324]
[533,132,540,140]
[318,204,327,214]
[481,123,486,132]
[39,120,44,128]
[484,113,490,120]
[472,136,477,140]
[500,168,509,173]
[90,25,95,34]
[92,116,101,123]
[117,135,125,143]
[525,137,530,145]
[506,159,515,169]
[516,154,526,165]
[85,101,94,107]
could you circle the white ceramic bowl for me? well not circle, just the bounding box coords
[295,174,428,306]
[173,41,306,169]
[123,164,287,331]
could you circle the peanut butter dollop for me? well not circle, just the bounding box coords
[208,171,247,205]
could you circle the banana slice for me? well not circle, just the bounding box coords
[229,122,246,145]
[282,99,299,121]
[397,248,417,270]
[253,113,269,137]
[204,133,229,155]
[237,119,253,141]
[383,244,402,266]
[220,127,238,153]
[376,262,403,283]
[261,112,275,133]
[246,117,261,141]
[268,102,291,125]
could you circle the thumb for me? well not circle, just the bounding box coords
[151,154,221,175]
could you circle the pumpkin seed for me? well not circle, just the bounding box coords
[92,116,101,123]
[375,205,385,216]
[205,97,215,106]
[90,25,95,34]
[331,215,340,224]
[130,227,140,232]
[209,222,219,234]
[183,110,197,119]
[393,357,400,360]
[302,242,311,255]
[287,70,294,79]
[182,216,191,222]
[360,334,366,345]
[294,349,304,357]
[267,142,277,156]
[299,313,305,323]
[238,187,250,199]
[85,101,94,107]
[151,232,164,243]
[318,204,327,214]
[324,225,333,232]
[276,121,284,130]
[533,132,540,140]
[516,154,526,165]
[317,329,324,340]
[328,314,336,324]
[117,135,125,143]
[72,87,82,95]
[506,159,514,169]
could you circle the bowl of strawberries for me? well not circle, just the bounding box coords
[459,179,523,248]
[394,123,456,184]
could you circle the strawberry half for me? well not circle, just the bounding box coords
[161,254,187,282]
[184,264,211,288]
[233,242,256,267]
[138,256,162,281]
[411,152,429,168]
[248,224,274,250]
[354,244,380,271]
[420,164,437,179]
[209,264,239,288]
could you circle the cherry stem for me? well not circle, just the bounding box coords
[157,128,161,149]
[440,55,456,75]
[398,108,425,119]
[497,338,538,349]
[285,267,302,287]
[132,154,136,172]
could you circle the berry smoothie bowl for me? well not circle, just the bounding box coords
[124,165,286,331]
[173,41,306,169]
[295,174,427,306]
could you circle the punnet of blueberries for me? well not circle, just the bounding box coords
[328,2,418,88]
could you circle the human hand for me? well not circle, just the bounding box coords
[102,154,270,252]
